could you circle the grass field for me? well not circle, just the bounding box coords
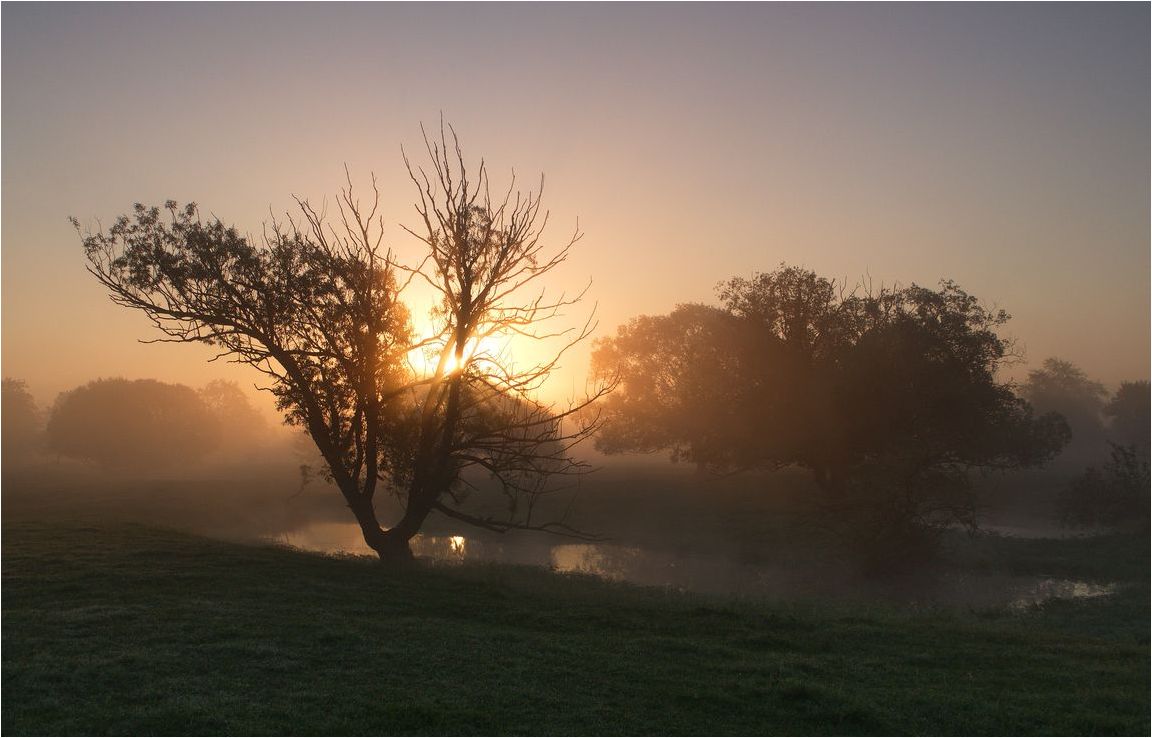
[3,520,1147,735]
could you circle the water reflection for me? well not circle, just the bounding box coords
[1009,578,1116,610]
[551,543,638,579]
[412,534,468,561]
[272,521,1118,609]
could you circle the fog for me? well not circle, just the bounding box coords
[3,362,1142,609]
[3,6,1148,734]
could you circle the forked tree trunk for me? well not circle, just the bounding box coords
[346,371,463,563]
[347,495,415,562]
[346,483,441,562]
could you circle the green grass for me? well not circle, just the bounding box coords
[3,522,1148,736]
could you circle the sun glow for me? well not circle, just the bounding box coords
[407,332,511,378]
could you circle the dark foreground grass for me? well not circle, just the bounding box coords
[3,522,1148,736]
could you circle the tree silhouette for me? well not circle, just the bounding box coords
[46,378,218,469]
[198,379,270,456]
[1060,445,1150,532]
[76,124,609,559]
[1020,358,1108,465]
[1058,378,1151,532]
[593,265,1068,561]
[1104,380,1150,451]
[2,378,42,464]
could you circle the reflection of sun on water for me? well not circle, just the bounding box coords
[410,534,469,561]
[551,544,629,580]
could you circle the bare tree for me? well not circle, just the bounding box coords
[390,124,613,547]
[75,124,611,560]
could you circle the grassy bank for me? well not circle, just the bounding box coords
[3,522,1147,735]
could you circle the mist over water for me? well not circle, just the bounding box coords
[270,519,1116,610]
[8,302,1124,622]
[2,5,1147,735]
[2,422,1122,613]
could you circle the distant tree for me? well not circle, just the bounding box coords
[1060,444,1149,532]
[46,378,218,469]
[591,302,815,471]
[75,124,609,560]
[1058,379,1149,532]
[1021,358,1108,465]
[2,378,42,463]
[593,265,1068,562]
[1104,380,1150,451]
[198,379,270,455]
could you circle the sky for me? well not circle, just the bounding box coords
[3,2,1149,413]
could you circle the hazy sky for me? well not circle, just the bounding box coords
[3,2,1148,411]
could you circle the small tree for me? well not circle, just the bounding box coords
[76,124,608,560]
[593,265,1067,563]
[46,378,218,469]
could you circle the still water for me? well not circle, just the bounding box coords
[268,521,1117,610]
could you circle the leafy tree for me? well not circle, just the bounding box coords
[1060,444,1149,532]
[46,378,218,469]
[1021,358,1108,465]
[2,378,42,463]
[1104,380,1150,451]
[593,265,1067,561]
[591,303,816,472]
[75,125,608,560]
[1058,379,1149,532]
[198,379,270,455]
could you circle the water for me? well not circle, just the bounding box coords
[269,520,1118,610]
[1006,578,1116,610]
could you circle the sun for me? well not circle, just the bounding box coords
[407,332,510,377]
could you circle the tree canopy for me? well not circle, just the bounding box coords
[198,379,271,456]
[593,265,1068,553]
[1104,380,1150,451]
[2,378,42,463]
[46,378,218,469]
[1021,357,1109,465]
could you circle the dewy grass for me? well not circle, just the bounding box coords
[3,522,1148,736]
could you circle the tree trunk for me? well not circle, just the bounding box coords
[346,484,442,563]
[347,495,414,563]
[374,528,416,562]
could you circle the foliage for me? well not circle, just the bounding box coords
[1060,444,1150,532]
[2,378,42,462]
[1021,358,1109,465]
[75,125,607,558]
[45,378,218,469]
[593,265,1068,561]
[1104,380,1150,450]
[197,379,270,455]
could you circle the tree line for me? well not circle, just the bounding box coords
[2,377,269,469]
[591,267,1149,558]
